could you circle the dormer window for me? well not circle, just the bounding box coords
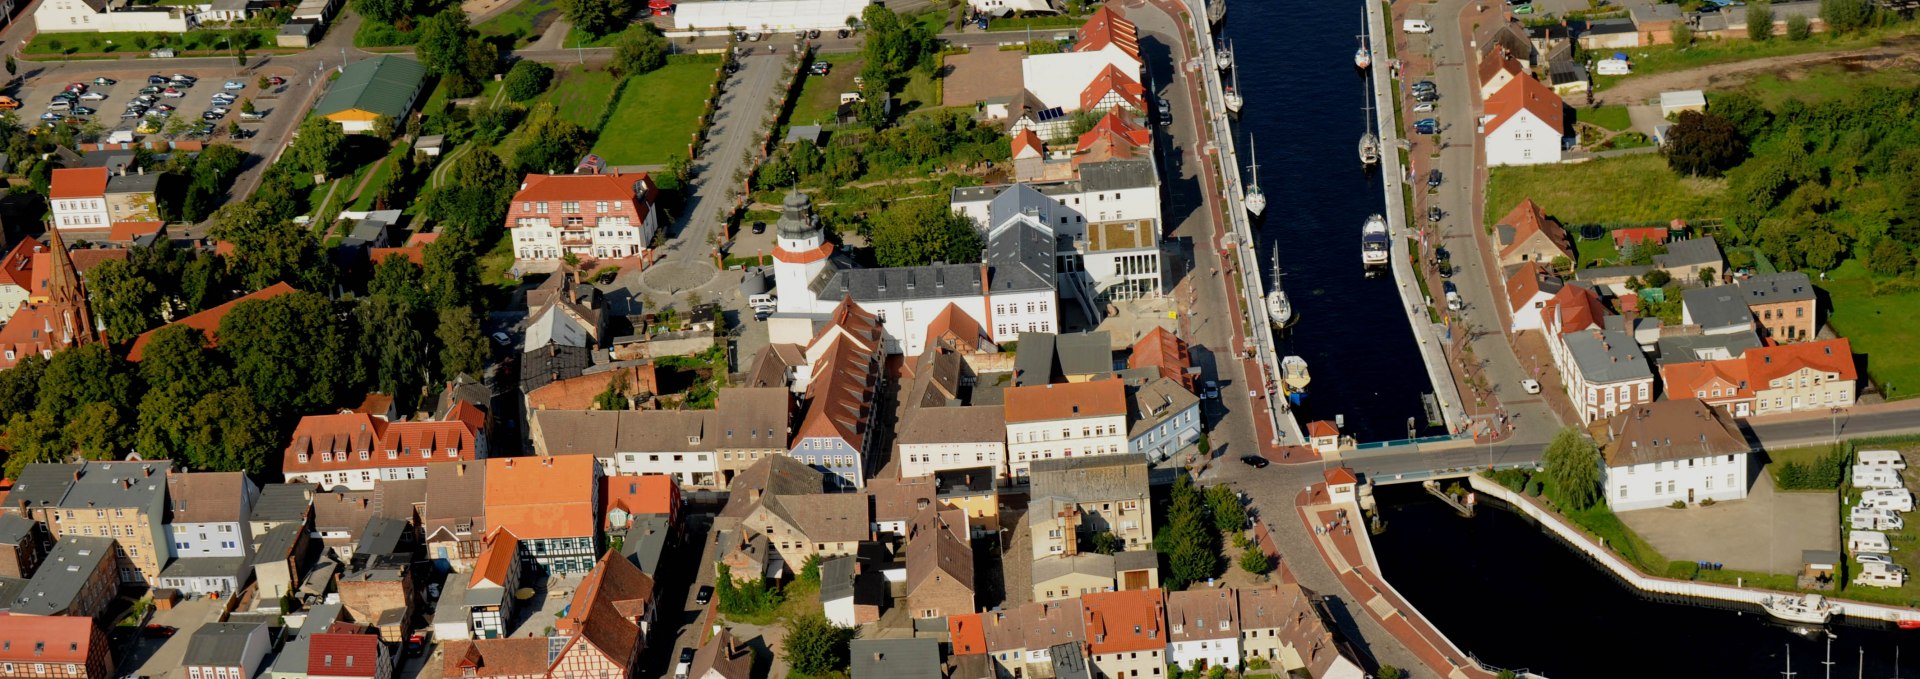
[298,453,309,463]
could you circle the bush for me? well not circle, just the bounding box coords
[1669,500,1686,509]
[1786,13,1812,40]
[1776,445,1850,490]
[1666,560,1701,579]
[1747,2,1777,41]
[1238,548,1271,575]
[1701,497,1717,506]
[502,60,554,102]
[1527,480,1543,497]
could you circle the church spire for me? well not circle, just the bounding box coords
[40,224,97,349]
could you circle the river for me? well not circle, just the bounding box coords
[1220,0,1433,443]
[1371,484,1920,677]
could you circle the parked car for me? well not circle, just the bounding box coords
[694,585,714,606]
[1414,118,1439,134]
[1413,101,1435,113]
[39,112,62,121]
[240,110,265,120]
[1443,281,1463,311]
[222,80,246,90]
[120,110,144,119]
[1858,553,1896,567]
[1412,80,1437,91]
[137,94,159,104]
[161,88,185,98]
[201,111,223,121]
[1521,379,1541,394]
[1427,169,1443,188]
[65,83,88,94]
[72,107,96,116]
[490,331,511,346]
[141,624,176,638]
[0,97,17,110]
[837,28,850,38]
[139,86,162,95]
[1201,380,1220,399]
[93,77,117,86]
[751,221,766,234]
[809,61,830,75]
[268,76,287,86]
[675,648,695,679]
[1240,455,1270,469]
[80,91,108,101]
[1428,206,1442,223]
[171,74,197,83]
[1414,90,1440,103]
[50,92,77,102]
[147,75,169,85]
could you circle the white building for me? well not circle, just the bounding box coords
[952,166,1163,311]
[49,168,111,233]
[505,171,660,263]
[34,0,191,32]
[1480,75,1566,166]
[528,410,721,488]
[968,0,1054,15]
[1167,589,1240,671]
[1124,377,1201,464]
[671,0,868,32]
[166,472,260,558]
[769,190,1058,354]
[181,623,271,679]
[1560,326,1655,423]
[898,406,1008,479]
[1003,380,1129,480]
[1600,399,1752,512]
[1504,263,1563,333]
[1017,6,1142,111]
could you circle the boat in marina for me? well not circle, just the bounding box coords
[1761,594,1836,625]
[1217,40,1234,71]
[1245,135,1267,218]
[1361,214,1389,267]
[1359,132,1379,166]
[1282,355,1310,405]
[1266,244,1291,328]
[1225,67,1244,114]
[1207,0,1225,26]
[1355,9,1371,70]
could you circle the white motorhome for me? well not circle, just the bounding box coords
[1853,466,1903,490]
[1849,530,1890,554]
[1860,489,1914,513]
[1859,450,1907,471]
[1854,562,1908,589]
[1851,506,1905,531]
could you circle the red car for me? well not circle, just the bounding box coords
[268,76,287,86]
[141,624,176,638]
[65,83,87,93]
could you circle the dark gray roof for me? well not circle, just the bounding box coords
[1629,3,1684,22]
[183,622,264,667]
[1050,642,1092,679]
[354,516,410,562]
[1014,333,1058,386]
[520,344,594,393]
[621,515,671,576]
[250,523,304,566]
[820,554,856,602]
[1547,59,1589,87]
[8,464,81,511]
[1562,328,1653,384]
[107,172,161,194]
[0,577,25,607]
[60,461,171,510]
[1656,236,1721,270]
[1114,549,1158,571]
[849,638,942,679]
[1077,159,1156,192]
[1682,287,1753,332]
[12,536,114,615]
[740,268,771,296]
[1054,332,1112,376]
[1029,455,1150,504]
[1656,328,1762,366]
[1127,377,1201,439]
[1585,17,1636,34]
[988,183,1058,231]
[811,263,987,303]
[717,387,790,449]
[934,467,996,497]
[0,514,37,545]
[1740,271,1816,304]
[271,602,345,676]
[251,483,315,525]
[985,219,1056,294]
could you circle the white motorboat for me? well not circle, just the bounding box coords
[1245,134,1267,218]
[1761,594,1835,625]
[1281,356,1310,406]
[1225,67,1244,114]
[1361,214,1389,267]
[1267,244,1291,328]
[1354,45,1371,70]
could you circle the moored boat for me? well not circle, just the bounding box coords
[1245,135,1266,218]
[1361,214,1389,267]
[1282,356,1311,406]
[1354,45,1371,70]
[1359,133,1379,166]
[1761,594,1835,625]
[1225,66,1244,114]
[1266,244,1291,328]
[1217,40,1234,71]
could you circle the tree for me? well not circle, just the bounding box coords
[503,60,555,102]
[3,411,66,479]
[1697,266,1718,287]
[287,116,346,179]
[798,554,822,585]
[1068,109,1103,137]
[87,258,163,342]
[1238,548,1271,576]
[612,26,669,77]
[240,98,256,114]
[436,308,490,379]
[1543,426,1602,510]
[64,401,129,461]
[1867,238,1915,277]
[1786,13,1812,40]
[220,291,362,418]
[1641,269,1673,288]
[36,345,136,417]
[1154,476,1219,590]
[1089,531,1122,555]
[870,201,984,268]
[4,56,13,77]
[1671,21,1695,48]
[594,370,632,410]
[1819,0,1872,33]
[183,387,273,472]
[357,295,429,407]
[212,211,333,292]
[370,254,431,309]
[1664,111,1746,178]
[0,355,47,424]
[562,0,632,38]
[1747,2,1776,41]
[783,613,855,676]
[136,325,228,397]
[354,0,410,23]
[422,234,480,311]
[369,114,395,140]
[1205,484,1246,535]
[514,113,593,175]
[416,10,478,76]
[1378,667,1405,679]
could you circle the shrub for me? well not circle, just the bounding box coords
[1670,500,1687,509]
[1527,480,1543,497]
[1786,13,1812,40]
[1701,497,1717,506]
[502,60,554,102]
[1238,548,1271,575]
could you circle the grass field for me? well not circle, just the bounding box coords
[1486,153,1724,227]
[898,64,942,114]
[1591,23,1920,92]
[1579,105,1632,131]
[1738,64,1920,107]
[788,53,862,129]
[1574,235,1622,269]
[1817,261,1920,401]
[26,29,273,55]
[589,60,718,165]
[476,0,561,46]
[542,66,623,128]
[985,13,1086,31]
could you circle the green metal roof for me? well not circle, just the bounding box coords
[312,56,427,120]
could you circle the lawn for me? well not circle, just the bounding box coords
[476,0,562,46]
[25,29,273,55]
[788,53,862,129]
[898,63,943,114]
[541,66,623,129]
[1816,260,1920,401]
[909,9,949,35]
[589,59,719,165]
[1765,444,1843,487]
[985,13,1086,31]
[1738,64,1920,107]
[565,23,650,48]
[1578,105,1632,131]
[1574,234,1621,269]
[1592,23,1920,92]
[1486,153,1724,228]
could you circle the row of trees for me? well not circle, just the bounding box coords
[1153,476,1249,590]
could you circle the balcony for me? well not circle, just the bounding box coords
[559,232,594,246]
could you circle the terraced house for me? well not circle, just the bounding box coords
[282,400,487,491]
[483,456,598,575]
[10,461,172,585]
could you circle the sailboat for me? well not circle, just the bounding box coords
[1354,10,1372,70]
[1360,81,1380,166]
[1266,243,1292,328]
[1244,135,1267,218]
[1224,66,1243,114]
[1217,40,1234,71]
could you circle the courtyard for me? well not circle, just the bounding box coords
[1617,472,1839,574]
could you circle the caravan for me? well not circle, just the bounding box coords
[1853,465,1903,490]
[1860,450,1907,471]
[1849,530,1891,554]
[1851,506,1905,531]
[1860,489,1914,513]
[1854,562,1909,589]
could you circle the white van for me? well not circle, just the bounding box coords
[1849,530,1890,554]
[1861,489,1914,513]
[1402,19,1433,34]
[1860,450,1907,471]
[1853,466,1903,490]
[107,129,135,144]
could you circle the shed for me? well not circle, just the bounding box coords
[784,125,825,147]
[1802,549,1840,579]
[277,20,322,48]
[414,134,445,157]
[312,56,428,134]
[1659,90,1708,118]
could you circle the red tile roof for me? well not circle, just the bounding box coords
[282,412,390,474]
[603,474,678,519]
[1611,227,1669,249]
[0,237,40,290]
[1307,420,1340,438]
[1127,326,1191,386]
[469,527,520,589]
[1504,262,1560,314]
[794,333,879,450]
[1081,588,1166,654]
[509,171,657,205]
[1496,198,1572,261]
[127,282,299,361]
[1075,5,1139,61]
[556,552,653,671]
[368,246,427,266]
[49,167,108,199]
[1078,64,1147,113]
[925,303,988,353]
[485,456,597,540]
[1074,109,1151,155]
[949,613,988,655]
[1745,338,1856,385]
[1003,380,1127,423]
[1011,128,1045,158]
[0,613,98,665]
[108,221,165,242]
[1660,359,1752,404]
[1324,467,1358,486]
[1543,284,1608,336]
[1483,75,1564,137]
[1477,53,1524,88]
[309,632,383,678]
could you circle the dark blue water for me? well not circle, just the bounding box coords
[1372,485,1920,677]
[1223,2,1431,443]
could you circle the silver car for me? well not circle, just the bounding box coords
[1857,553,1895,567]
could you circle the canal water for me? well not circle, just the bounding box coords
[1221,1,1433,443]
[1371,484,1920,677]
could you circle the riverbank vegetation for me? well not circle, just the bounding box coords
[1590,0,1912,91]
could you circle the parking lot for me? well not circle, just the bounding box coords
[12,62,306,149]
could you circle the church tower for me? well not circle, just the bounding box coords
[40,225,99,349]
[771,191,833,314]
